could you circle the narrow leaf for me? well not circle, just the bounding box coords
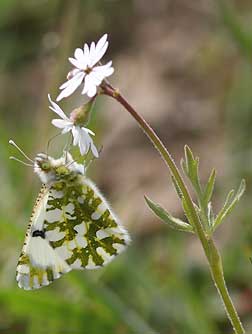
[145,196,194,233]
[203,169,216,206]
[213,179,246,231]
[184,145,195,176]
[183,145,202,193]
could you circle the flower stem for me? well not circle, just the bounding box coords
[101,82,245,334]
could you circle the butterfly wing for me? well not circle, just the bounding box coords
[17,175,130,290]
[16,186,71,290]
[44,176,131,270]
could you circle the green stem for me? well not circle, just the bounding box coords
[102,83,245,334]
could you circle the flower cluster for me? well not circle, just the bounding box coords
[49,33,114,158]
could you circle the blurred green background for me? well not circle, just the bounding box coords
[1,0,252,333]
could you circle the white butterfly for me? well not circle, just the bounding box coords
[16,151,130,290]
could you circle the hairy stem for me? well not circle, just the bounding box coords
[101,82,245,334]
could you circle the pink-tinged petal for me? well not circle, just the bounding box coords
[48,94,69,120]
[57,72,85,101]
[51,119,72,129]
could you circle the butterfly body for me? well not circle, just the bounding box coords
[17,153,130,290]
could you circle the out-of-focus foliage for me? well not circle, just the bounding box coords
[1,0,252,333]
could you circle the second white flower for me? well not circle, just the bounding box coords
[49,95,98,157]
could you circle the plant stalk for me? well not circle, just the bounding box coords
[102,82,245,334]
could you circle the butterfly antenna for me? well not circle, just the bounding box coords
[9,140,34,163]
[9,156,33,167]
[85,146,103,172]
[46,132,61,156]
[65,160,75,168]
[63,134,73,164]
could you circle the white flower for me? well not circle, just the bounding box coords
[49,95,99,157]
[57,34,114,101]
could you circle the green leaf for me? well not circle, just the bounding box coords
[212,179,246,231]
[145,196,194,233]
[181,145,202,194]
[203,169,216,206]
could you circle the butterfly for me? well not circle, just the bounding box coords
[16,151,130,290]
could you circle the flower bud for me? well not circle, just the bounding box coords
[70,98,95,126]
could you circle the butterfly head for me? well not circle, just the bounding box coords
[34,151,85,185]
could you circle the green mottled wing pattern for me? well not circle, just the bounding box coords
[16,174,130,290]
[44,175,130,270]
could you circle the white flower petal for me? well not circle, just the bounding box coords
[96,34,108,52]
[85,128,95,136]
[67,68,80,80]
[57,72,85,101]
[89,42,96,58]
[88,85,98,97]
[71,126,98,156]
[72,126,80,146]
[93,61,114,77]
[79,139,88,155]
[79,128,93,155]
[51,119,72,130]
[62,126,73,134]
[90,35,108,67]
[48,94,69,120]
[90,142,99,158]
[82,74,97,98]
[89,72,103,86]
[83,43,90,59]
[59,70,83,89]
[74,48,84,60]
[58,34,112,99]
[68,57,84,69]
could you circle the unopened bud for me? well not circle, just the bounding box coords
[70,98,96,126]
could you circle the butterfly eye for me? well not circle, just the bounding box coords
[41,162,51,171]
